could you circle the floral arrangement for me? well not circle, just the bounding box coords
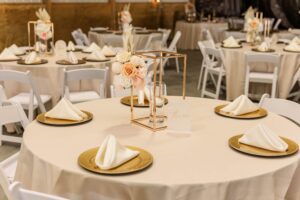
[112,54,147,90]
[246,18,260,32]
[35,8,53,40]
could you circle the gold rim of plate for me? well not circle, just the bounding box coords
[83,57,110,62]
[0,58,21,62]
[214,104,267,119]
[221,45,242,49]
[283,49,300,53]
[252,48,276,53]
[120,95,168,108]
[36,110,93,126]
[78,146,153,175]
[229,134,299,157]
[56,59,86,65]
[17,59,48,65]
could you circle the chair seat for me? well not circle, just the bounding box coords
[69,91,101,103]
[249,72,275,83]
[9,93,51,108]
[207,67,226,74]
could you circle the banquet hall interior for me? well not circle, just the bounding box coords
[1,0,300,200]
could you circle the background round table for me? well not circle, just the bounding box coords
[175,20,228,50]
[221,43,300,100]
[15,97,300,200]
[0,51,113,104]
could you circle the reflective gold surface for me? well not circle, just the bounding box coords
[78,146,153,175]
[120,95,168,108]
[36,110,93,126]
[56,59,86,65]
[214,104,267,119]
[17,59,48,65]
[252,48,275,53]
[229,134,299,157]
[83,57,110,62]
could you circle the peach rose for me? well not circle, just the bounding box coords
[122,63,137,78]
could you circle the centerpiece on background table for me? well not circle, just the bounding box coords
[27,8,54,54]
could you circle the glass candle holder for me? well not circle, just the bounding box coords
[148,81,166,124]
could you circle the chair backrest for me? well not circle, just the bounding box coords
[63,67,108,99]
[167,31,181,51]
[0,70,46,116]
[158,28,171,47]
[198,40,215,55]
[259,93,300,125]
[71,30,84,46]
[0,102,29,127]
[0,85,8,105]
[9,182,69,200]
[110,85,132,98]
[273,19,282,31]
[203,47,226,70]
[245,53,281,75]
[203,29,214,42]
[54,40,67,50]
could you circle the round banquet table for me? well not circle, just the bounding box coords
[15,97,300,200]
[221,43,300,100]
[175,20,228,50]
[0,51,113,104]
[88,31,162,51]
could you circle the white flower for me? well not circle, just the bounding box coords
[113,74,132,89]
[116,51,131,63]
[112,62,122,74]
[130,55,146,68]
[35,22,53,40]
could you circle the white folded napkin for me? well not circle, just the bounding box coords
[66,51,78,64]
[239,124,288,152]
[24,51,41,64]
[87,50,107,60]
[101,45,116,56]
[285,42,300,52]
[257,42,269,52]
[223,36,240,47]
[84,43,101,53]
[290,37,300,45]
[45,97,87,121]
[221,95,258,116]
[8,44,25,55]
[95,135,140,170]
[67,41,75,51]
[0,48,19,60]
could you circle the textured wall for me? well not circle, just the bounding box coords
[0,2,185,50]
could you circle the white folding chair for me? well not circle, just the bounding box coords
[202,29,215,43]
[0,70,51,121]
[63,68,108,103]
[110,85,132,98]
[54,40,67,50]
[143,33,163,50]
[259,93,300,125]
[161,31,181,74]
[288,66,300,101]
[77,29,91,46]
[273,19,282,31]
[158,28,171,48]
[71,30,84,46]
[0,101,28,146]
[244,53,281,98]
[9,182,69,200]
[197,40,216,90]
[201,47,226,99]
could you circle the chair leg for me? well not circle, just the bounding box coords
[175,57,180,73]
[244,76,250,97]
[271,79,277,98]
[215,73,223,99]
[0,125,2,146]
[197,62,205,90]
[201,68,209,98]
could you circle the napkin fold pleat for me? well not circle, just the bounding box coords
[221,95,258,116]
[95,135,140,170]
[25,52,41,64]
[84,43,101,53]
[87,50,106,60]
[223,36,239,47]
[8,44,24,55]
[45,97,87,121]
[67,41,75,51]
[67,51,78,64]
[101,45,116,56]
[0,48,18,60]
[257,42,269,52]
[239,124,288,152]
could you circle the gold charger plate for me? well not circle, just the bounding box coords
[120,95,168,108]
[83,57,110,62]
[56,59,86,65]
[283,49,300,53]
[252,48,276,53]
[36,110,93,126]
[0,58,21,62]
[105,54,116,58]
[221,45,242,49]
[78,146,153,175]
[17,59,48,65]
[214,104,267,119]
[229,134,299,157]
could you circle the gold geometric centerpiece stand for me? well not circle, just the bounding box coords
[132,50,187,132]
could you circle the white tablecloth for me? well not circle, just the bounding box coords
[175,20,228,49]
[0,51,113,104]
[15,97,300,200]
[221,43,300,100]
